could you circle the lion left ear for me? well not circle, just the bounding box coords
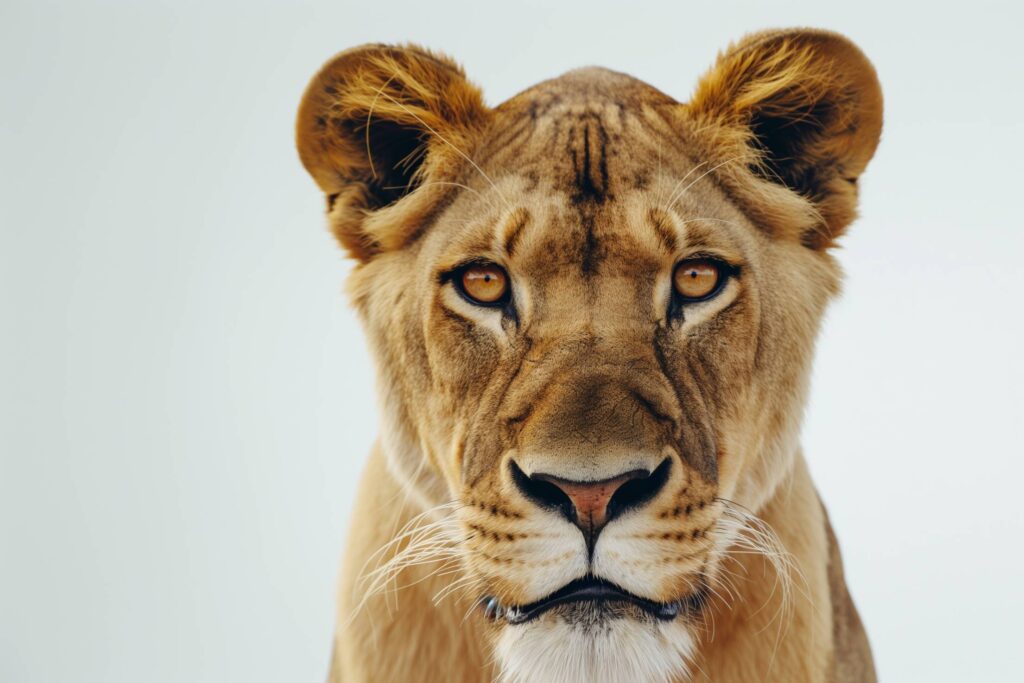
[687,29,883,248]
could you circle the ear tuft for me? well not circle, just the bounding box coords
[296,44,490,259]
[688,29,883,248]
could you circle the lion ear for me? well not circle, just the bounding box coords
[687,29,883,248]
[295,44,490,260]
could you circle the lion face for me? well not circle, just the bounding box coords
[297,31,881,683]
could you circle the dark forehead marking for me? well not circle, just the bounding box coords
[648,208,677,254]
[581,213,599,276]
[487,119,535,162]
[568,114,611,206]
[502,207,531,257]
[566,113,614,276]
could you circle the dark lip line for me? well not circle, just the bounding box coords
[483,575,708,625]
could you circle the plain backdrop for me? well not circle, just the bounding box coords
[2,0,1022,681]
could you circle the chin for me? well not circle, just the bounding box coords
[493,604,696,683]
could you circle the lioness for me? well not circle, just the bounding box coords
[296,28,882,683]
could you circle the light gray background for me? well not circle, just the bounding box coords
[2,0,1022,681]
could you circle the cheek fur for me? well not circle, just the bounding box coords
[425,297,504,399]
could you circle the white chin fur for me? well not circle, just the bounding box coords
[495,616,695,683]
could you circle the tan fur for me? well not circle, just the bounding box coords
[296,28,882,682]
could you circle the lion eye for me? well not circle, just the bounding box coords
[673,259,723,301]
[459,263,510,306]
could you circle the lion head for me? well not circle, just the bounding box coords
[297,29,881,683]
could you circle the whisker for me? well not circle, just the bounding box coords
[662,158,712,210]
[665,155,746,211]
[342,500,468,628]
[378,180,499,213]
[712,496,809,677]
[365,73,401,180]
[378,90,514,212]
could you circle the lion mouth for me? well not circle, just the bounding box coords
[480,576,707,625]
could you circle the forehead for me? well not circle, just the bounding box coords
[437,68,750,275]
[482,67,682,197]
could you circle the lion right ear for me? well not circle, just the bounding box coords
[295,44,490,260]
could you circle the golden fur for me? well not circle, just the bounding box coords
[296,28,882,682]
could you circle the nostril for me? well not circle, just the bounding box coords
[606,458,671,523]
[510,460,575,521]
[510,458,672,537]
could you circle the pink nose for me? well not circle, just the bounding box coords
[532,471,645,535]
[511,459,670,549]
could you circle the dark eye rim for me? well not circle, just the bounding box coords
[442,259,513,309]
[670,257,737,307]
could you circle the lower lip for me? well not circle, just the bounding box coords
[482,586,690,625]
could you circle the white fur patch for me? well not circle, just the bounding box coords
[495,616,695,683]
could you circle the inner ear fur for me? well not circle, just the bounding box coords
[295,44,490,260]
[686,29,883,248]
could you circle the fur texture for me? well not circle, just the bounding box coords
[296,28,882,683]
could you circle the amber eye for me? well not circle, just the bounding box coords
[459,263,510,306]
[673,259,723,301]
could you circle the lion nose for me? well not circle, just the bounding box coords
[511,460,670,547]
